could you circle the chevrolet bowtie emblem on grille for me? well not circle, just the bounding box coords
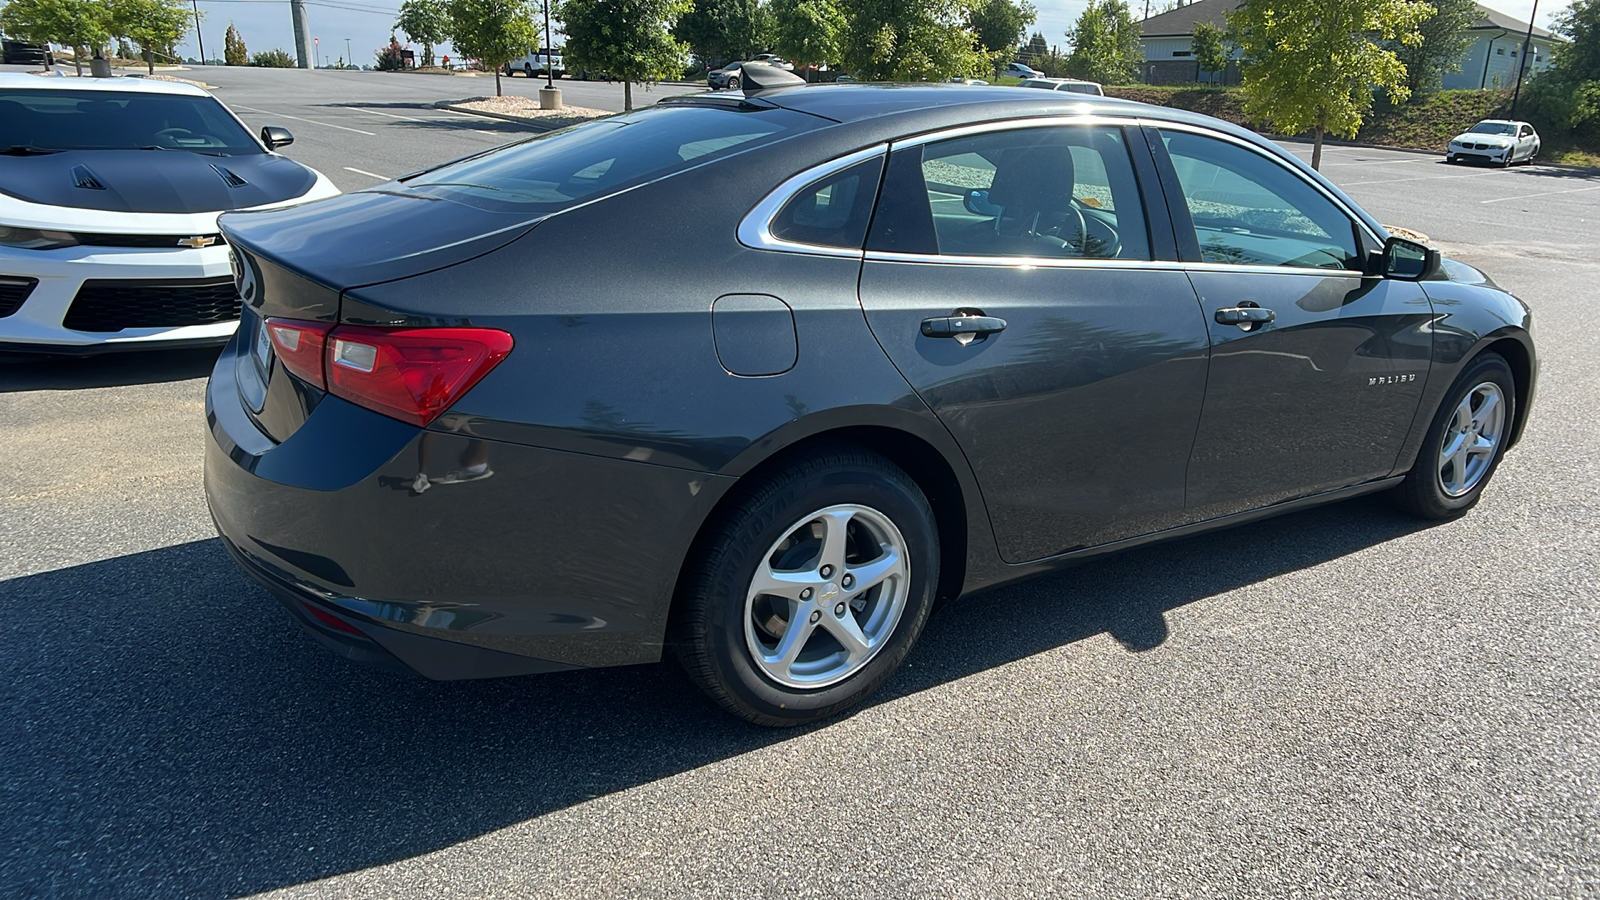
[177,235,217,249]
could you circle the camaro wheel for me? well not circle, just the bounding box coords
[1394,353,1515,519]
[673,449,938,726]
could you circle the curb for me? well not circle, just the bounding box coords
[433,100,575,131]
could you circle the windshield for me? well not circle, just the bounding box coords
[1468,122,1516,135]
[399,103,820,213]
[0,89,262,154]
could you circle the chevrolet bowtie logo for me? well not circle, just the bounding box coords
[177,235,217,249]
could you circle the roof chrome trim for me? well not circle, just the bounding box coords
[890,114,1136,149]
[738,143,888,258]
[864,250,1363,279]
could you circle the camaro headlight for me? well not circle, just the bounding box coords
[0,226,79,250]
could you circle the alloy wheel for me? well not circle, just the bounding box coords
[743,504,909,689]
[1438,381,1506,497]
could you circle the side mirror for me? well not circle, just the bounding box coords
[1380,236,1440,281]
[260,126,294,150]
[964,190,1002,216]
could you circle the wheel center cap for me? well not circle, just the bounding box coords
[820,582,839,601]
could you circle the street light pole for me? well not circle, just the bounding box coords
[543,0,553,88]
[345,37,352,68]
[191,0,205,64]
[1510,0,1540,118]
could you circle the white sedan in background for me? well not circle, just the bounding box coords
[0,74,337,354]
[1447,119,1541,167]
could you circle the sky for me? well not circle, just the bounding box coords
[164,0,1570,68]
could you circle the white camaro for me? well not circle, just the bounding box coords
[1446,118,1541,167]
[0,74,338,354]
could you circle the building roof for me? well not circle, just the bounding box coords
[1139,0,1554,41]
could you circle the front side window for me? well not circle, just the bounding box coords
[1159,129,1360,270]
[868,124,1151,261]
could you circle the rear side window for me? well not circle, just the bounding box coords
[768,157,883,249]
[401,105,820,213]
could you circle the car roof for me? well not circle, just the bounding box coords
[758,82,1142,124]
[0,73,210,97]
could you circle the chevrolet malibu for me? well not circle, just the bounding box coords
[208,77,1536,726]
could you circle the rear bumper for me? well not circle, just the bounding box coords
[204,338,734,679]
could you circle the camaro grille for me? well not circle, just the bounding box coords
[0,276,38,317]
[63,277,241,332]
[72,233,228,249]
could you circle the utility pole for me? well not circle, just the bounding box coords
[543,0,553,88]
[191,0,205,63]
[1510,0,1540,118]
[291,0,314,68]
[345,37,352,68]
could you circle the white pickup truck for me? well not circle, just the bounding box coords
[504,50,563,78]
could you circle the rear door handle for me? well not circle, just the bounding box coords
[1214,306,1276,328]
[921,315,1008,338]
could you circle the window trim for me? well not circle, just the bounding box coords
[737,143,889,258]
[737,115,1379,275]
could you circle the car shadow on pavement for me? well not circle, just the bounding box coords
[0,347,219,392]
[0,495,1427,897]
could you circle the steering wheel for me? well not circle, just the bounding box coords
[1076,207,1122,258]
[154,127,194,139]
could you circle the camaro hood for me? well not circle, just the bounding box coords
[0,149,318,214]
[220,187,542,290]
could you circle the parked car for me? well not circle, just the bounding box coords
[750,53,794,70]
[1002,62,1041,79]
[2,40,54,66]
[0,74,337,353]
[948,77,990,85]
[504,50,563,79]
[1018,76,1104,95]
[1447,119,1540,166]
[208,80,1535,727]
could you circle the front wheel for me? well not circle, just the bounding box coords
[1393,353,1515,520]
[673,449,939,726]
[727,76,741,90]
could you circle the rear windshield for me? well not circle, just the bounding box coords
[0,89,262,154]
[399,104,820,213]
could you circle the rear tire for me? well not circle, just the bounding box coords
[1393,353,1515,520]
[673,449,939,726]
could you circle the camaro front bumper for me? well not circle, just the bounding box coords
[0,242,237,351]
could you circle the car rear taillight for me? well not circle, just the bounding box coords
[265,319,513,427]
[266,319,334,389]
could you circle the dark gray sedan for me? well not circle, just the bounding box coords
[207,80,1536,726]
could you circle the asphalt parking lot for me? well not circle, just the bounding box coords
[2,71,1598,899]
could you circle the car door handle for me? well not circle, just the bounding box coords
[1214,306,1276,326]
[921,315,1008,338]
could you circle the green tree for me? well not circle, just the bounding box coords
[1394,0,1474,96]
[838,0,987,81]
[395,0,449,67]
[968,0,1035,69]
[1227,0,1430,169]
[771,0,845,72]
[250,47,295,67]
[560,0,692,110]
[110,0,192,73]
[446,0,537,95]
[223,22,247,65]
[1022,30,1046,66]
[0,0,112,74]
[1064,0,1141,84]
[374,33,406,70]
[1522,0,1600,132]
[675,0,772,66]
[1190,20,1227,85]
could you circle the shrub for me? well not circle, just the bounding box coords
[375,34,405,70]
[250,47,295,67]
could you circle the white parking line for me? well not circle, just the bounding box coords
[231,104,376,136]
[1480,182,1600,203]
[344,106,497,136]
[342,166,389,180]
